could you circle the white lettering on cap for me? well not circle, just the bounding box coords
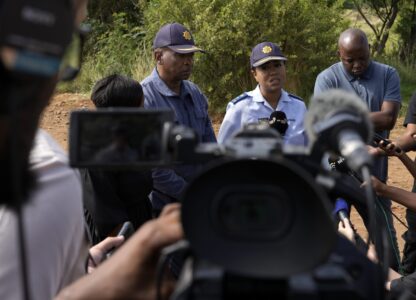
[21,6,56,27]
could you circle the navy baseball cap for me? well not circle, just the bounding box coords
[152,23,205,54]
[250,42,287,67]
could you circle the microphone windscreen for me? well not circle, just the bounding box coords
[305,89,372,144]
[334,198,349,215]
[269,111,288,135]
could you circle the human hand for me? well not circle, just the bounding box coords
[338,220,355,243]
[377,140,403,157]
[370,176,386,196]
[366,243,378,263]
[101,203,183,299]
[55,203,183,300]
[87,236,125,273]
[361,176,385,196]
[367,145,386,157]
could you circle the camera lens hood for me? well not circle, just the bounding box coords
[181,158,336,278]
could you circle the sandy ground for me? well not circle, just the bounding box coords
[40,93,414,256]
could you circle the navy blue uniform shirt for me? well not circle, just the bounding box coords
[142,68,216,209]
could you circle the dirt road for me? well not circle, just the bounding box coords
[41,93,414,255]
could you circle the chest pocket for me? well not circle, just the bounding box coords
[245,108,269,125]
[193,107,207,138]
[183,94,207,139]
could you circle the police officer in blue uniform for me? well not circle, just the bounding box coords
[141,23,216,215]
[218,42,307,146]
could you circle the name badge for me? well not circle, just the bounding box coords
[258,117,269,125]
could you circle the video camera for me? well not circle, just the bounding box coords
[69,90,386,299]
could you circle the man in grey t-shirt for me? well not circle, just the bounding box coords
[314,28,402,271]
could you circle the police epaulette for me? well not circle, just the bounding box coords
[231,93,249,104]
[288,93,304,102]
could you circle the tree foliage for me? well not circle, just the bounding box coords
[352,0,400,56]
[87,0,143,24]
[143,0,348,112]
[395,0,416,64]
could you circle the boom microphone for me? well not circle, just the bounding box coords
[305,89,373,172]
[269,111,288,136]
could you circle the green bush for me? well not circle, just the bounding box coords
[143,0,349,112]
[394,0,416,66]
[58,12,146,93]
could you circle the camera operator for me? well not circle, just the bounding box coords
[0,1,186,299]
[0,0,92,299]
[81,74,153,242]
[217,42,307,145]
[141,23,217,216]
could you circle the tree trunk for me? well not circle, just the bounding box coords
[375,0,400,56]
[409,0,416,62]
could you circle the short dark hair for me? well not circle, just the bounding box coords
[91,74,143,108]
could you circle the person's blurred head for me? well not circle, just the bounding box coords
[0,0,87,205]
[91,74,144,108]
[338,28,370,77]
[153,23,204,86]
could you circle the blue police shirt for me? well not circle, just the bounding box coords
[218,86,307,145]
[142,68,216,209]
[314,60,401,181]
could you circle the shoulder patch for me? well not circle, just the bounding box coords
[288,93,304,102]
[231,93,249,105]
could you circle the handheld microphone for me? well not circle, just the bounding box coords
[334,198,350,223]
[269,111,288,136]
[305,89,373,172]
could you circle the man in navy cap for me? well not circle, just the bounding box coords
[218,42,307,145]
[141,23,216,215]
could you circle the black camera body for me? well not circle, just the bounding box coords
[69,108,385,299]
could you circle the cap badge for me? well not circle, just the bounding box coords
[262,46,272,54]
[183,31,192,40]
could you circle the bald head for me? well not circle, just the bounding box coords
[337,28,370,77]
[338,28,369,51]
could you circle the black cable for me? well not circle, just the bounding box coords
[10,90,31,300]
[375,197,409,229]
[375,200,405,274]
[361,167,378,247]
[360,166,390,284]
[347,164,408,229]
[156,240,190,300]
[347,163,405,273]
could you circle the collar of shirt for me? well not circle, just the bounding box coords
[340,60,374,82]
[149,68,190,98]
[250,85,290,110]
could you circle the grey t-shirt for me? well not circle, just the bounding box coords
[314,61,401,181]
